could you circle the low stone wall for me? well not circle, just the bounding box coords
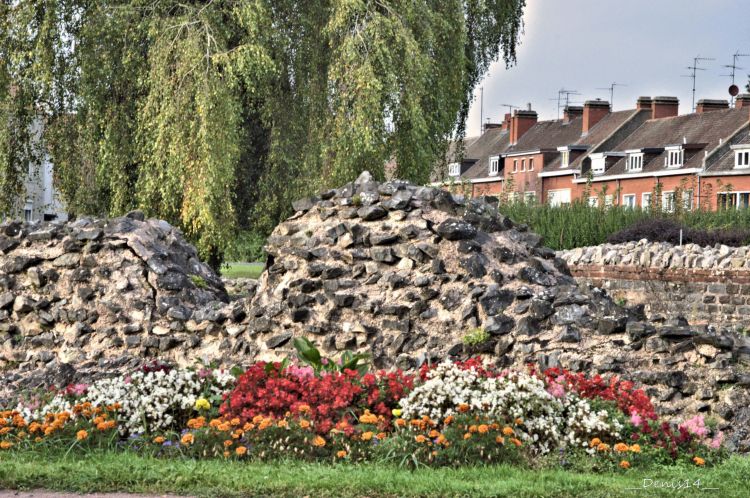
[559,241,750,330]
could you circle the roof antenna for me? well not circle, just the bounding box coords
[549,89,580,119]
[595,83,627,109]
[500,103,520,115]
[721,50,750,105]
[682,55,715,112]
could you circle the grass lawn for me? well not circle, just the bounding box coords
[221,262,264,279]
[1,451,748,498]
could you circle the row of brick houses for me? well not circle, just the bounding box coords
[439,94,750,211]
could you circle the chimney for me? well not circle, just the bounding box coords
[501,113,512,131]
[651,96,679,119]
[582,99,610,135]
[696,99,729,113]
[510,109,537,145]
[734,94,750,109]
[563,105,583,124]
[636,96,652,111]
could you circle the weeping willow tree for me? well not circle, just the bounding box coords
[0,0,525,264]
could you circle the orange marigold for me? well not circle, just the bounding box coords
[415,435,427,443]
[620,460,631,469]
[614,443,629,453]
[297,404,311,414]
[312,436,326,448]
[0,441,12,449]
[495,436,505,445]
[376,432,387,440]
[361,431,374,441]
[693,456,705,466]
[478,424,489,434]
[443,415,454,425]
[359,411,378,425]
[223,451,230,458]
[597,443,610,452]
[463,433,471,440]
[469,425,478,433]
[299,419,311,429]
[337,450,347,458]
[224,440,233,447]
[429,430,440,438]
[629,444,641,453]
[76,430,88,441]
[511,438,522,447]
[236,446,248,456]
[181,433,194,445]
[515,418,523,426]
[589,438,601,448]
[277,420,288,429]
[457,403,470,413]
[502,426,514,436]
[395,419,406,428]
[153,436,165,444]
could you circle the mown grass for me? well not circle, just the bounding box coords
[1,450,748,498]
[220,263,264,279]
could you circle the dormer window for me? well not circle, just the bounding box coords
[590,153,605,175]
[626,152,643,172]
[665,147,684,168]
[560,150,570,168]
[448,162,460,176]
[733,146,750,169]
[489,156,499,176]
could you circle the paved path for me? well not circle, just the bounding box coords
[0,491,192,498]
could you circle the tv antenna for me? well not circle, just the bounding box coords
[500,103,520,115]
[596,82,627,109]
[682,55,715,112]
[721,51,749,104]
[550,89,580,119]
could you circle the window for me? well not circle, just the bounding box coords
[23,201,33,222]
[718,192,750,210]
[529,158,534,171]
[512,159,518,173]
[524,191,536,204]
[547,189,571,207]
[604,195,614,208]
[489,156,499,176]
[626,153,643,172]
[561,150,570,168]
[591,156,605,175]
[448,162,460,176]
[682,189,694,211]
[642,192,652,210]
[622,194,636,209]
[588,197,598,207]
[736,150,750,169]
[662,191,675,212]
[665,148,684,168]
[521,159,526,172]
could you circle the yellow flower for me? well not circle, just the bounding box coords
[235,446,248,456]
[391,409,402,417]
[153,436,165,444]
[181,433,194,445]
[620,460,631,469]
[194,398,211,411]
[0,441,12,449]
[336,450,347,458]
[361,431,374,441]
[312,435,326,447]
[76,430,88,441]
[693,456,705,466]
[629,444,641,453]
[614,443,629,453]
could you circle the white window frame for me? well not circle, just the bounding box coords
[662,191,675,212]
[622,194,636,209]
[547,189,571,207]
[528,158,534,171]
[560,150,570,168]
[604,194,614,208]
[588,196,598,207]
[665,147,684,168]
[512,159,518,173]
[735,150,750,169]
[626,153,643,172]
[520,159,526,172]
[524,191,536,204]
[717,191,750,210]
[24,201,33,222]
[683,189,694,211]
[448,162,460,177]
[489,156,500,176]
[642,192,652,210]
[590,153,606,175]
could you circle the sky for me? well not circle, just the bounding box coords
[465,0,750,136]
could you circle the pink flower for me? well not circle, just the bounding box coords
[630,413,643,427]
[679,415,708,437]
[709,431,724,449]
[198,368,212,379]
[286,365,314,379]
[547,382,565,398]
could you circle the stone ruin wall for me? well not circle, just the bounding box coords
[559,241,750,331]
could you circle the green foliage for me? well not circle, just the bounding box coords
[0,1,526,264]
[224,230,267,263]
[462,327,490,347]
[189,275,208,289]
[292,337,370,375]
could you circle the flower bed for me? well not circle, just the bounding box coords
[0,349,726,471]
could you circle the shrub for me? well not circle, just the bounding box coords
[461,328,490,347]
[224,230,267,263]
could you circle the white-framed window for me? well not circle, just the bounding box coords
[718,191,750,210]
[665,148,684,168]
[547,189,571,207]
[662,191,675,212]
[604,194,614,208]
[560,150,570,168]
[622,194,636,209]
[521,159,526,172]
[512,159,518,173]
[626,153,643,172]
[591,155,605,175]
[24,201,33,222]
[489,156,500,176]
[448,162,460,176]
[529,158,534,171]
[736,150,750,169]
[642,192,652,210]
[588,196,598,207]
[524,191,536,203]
[682,189,694,211]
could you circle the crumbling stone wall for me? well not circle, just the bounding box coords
[559,241,750,330]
